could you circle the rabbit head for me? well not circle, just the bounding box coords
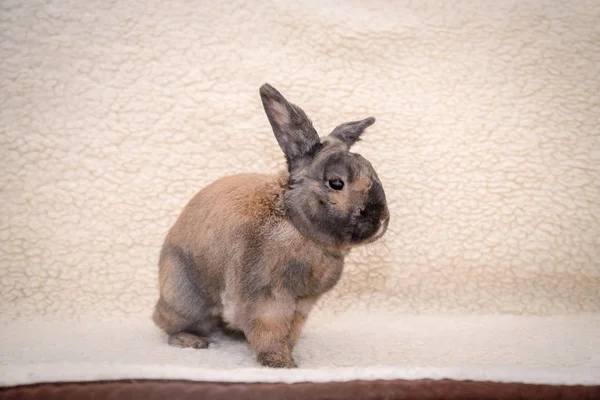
[260,83,389,248]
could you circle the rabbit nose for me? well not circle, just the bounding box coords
[381,207,390,222]
[374,214,390,238]
[379,207,390,226]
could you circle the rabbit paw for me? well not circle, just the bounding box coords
[168,332,211,349]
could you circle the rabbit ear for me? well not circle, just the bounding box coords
[260,84,321,171]
[329,117,376,148]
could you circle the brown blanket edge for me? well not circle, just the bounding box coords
[1,378,600,400]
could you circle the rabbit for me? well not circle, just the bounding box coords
[152,83,390,368]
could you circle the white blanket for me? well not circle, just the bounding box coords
[1,0,599,386]
[2,313,600,386]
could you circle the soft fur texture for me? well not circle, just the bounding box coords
[0,0,599,388]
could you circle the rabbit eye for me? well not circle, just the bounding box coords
[328,179,345,191]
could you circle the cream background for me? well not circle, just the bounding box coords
[1,0,600,321]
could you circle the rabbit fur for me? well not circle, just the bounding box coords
[153,84,390,368]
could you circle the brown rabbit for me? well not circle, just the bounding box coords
[153,84,389,368]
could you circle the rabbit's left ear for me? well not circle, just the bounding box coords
[260,84,321,171]
[328,117,376,148]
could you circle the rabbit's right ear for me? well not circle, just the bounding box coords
[260,84,321,171]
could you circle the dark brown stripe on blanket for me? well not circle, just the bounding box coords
[1,379,599,400]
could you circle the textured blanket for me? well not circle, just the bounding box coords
[1,0,599,389]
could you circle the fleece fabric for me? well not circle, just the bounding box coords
[1,0,598,387]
